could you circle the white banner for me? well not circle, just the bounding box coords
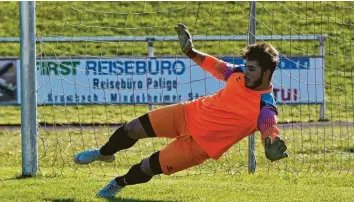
[15,56,324,105]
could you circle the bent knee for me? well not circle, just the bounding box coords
[124,118,148,139]
[141,151,163,176]
[125,114,157,139]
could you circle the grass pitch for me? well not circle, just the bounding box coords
[0,126,353,201]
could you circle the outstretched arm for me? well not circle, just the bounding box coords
[175,23,241,81]
[258,105,280,145]
[258,105,288,162]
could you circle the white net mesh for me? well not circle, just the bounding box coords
[31,1,353,176]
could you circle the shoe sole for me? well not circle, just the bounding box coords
[73,153,115,165]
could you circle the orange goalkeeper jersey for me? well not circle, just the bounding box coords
[185,55,279,159]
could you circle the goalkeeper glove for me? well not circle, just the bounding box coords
[264,136,289,162]
[174,23,194,54]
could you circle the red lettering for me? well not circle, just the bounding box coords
[281,88,291,101]
[293,88,298,101]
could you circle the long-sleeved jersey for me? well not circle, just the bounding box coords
[185,55,279,159]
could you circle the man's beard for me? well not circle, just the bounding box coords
[246,76,263,89]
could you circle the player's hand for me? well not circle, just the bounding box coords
[174,23,194,54]
[264,136,288,162]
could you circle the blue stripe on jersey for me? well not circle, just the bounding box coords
[260,93,278,115]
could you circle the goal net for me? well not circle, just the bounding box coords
[31,1,353,177]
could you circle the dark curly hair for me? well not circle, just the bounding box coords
[241,43,279,80]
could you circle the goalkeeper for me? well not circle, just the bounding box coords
[74,23,289,198]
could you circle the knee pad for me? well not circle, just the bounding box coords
[138,114,157,138]
[125,118,149,140]
[140,151,163,176]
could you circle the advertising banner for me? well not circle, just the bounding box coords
[14,56,324,105]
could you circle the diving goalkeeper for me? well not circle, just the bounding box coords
[74,23,289,198]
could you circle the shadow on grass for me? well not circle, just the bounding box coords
[0,172,66,182]
[44,199,76,202]
[0,174,27,182]
[103,198,180,202]
[0,172,57,182]
[45,198,180,202]
[0,176,19,182]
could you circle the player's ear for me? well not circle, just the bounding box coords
[263,69,271,80]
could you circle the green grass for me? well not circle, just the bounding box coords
[1,167,353,202]
[0,125,353,201]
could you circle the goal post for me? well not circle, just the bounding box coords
[19,1,37,177]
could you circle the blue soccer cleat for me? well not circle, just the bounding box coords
[96,179,123,198]
[73,148,115,164]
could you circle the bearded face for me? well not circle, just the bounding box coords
[244,60,265,90]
